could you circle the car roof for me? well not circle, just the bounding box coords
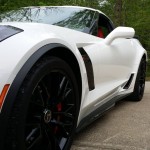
[23,5,107,17]
[22,6,112,25]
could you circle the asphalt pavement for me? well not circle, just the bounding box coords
[71,82,150,150]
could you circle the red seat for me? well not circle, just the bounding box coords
[98,28,104,38]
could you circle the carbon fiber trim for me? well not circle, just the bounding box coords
[0,25,23,42]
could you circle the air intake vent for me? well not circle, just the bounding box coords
[78,47,95,91]
[123,74,134,89]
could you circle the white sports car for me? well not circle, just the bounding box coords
[0,6,147,150]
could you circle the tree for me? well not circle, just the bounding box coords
[0,0,149,76]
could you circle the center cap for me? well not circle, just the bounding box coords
[43,109,52,123]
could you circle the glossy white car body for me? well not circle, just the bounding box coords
[0,22,147,122]
[0,6,147,138]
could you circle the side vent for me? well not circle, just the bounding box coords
[78,48,95,91]
[123,74,134,89]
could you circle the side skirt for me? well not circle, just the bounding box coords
[76,93,130,133]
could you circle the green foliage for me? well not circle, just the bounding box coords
[0,0,100,12]
[0,0,149,76]
[99,0,150,77]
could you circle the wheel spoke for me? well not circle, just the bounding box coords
[40,80,51,106]
[44,124,61,150]
[51,119,73,128]
[32,82,49,109]
[31,88,45,108]
[26,127,41,150]
[34,85,45,107]
[52,88,73,107]
[53,112,74,119]
[58,77,68,97]
[42,128,53,150]
[50,119,71,137]
[65,104,75,113]
[62,88,73,102]
[50,76,73,106]
[58,76,73,99]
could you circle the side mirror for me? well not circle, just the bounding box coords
[104,27,135,45]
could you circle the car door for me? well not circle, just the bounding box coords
[80,13,135,118]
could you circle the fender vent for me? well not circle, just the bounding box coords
[78,48,95,91]
[123,73,134,89]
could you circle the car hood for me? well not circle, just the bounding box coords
[0,22,102,47]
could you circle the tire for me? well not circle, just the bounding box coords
[5,56,79,150]
[126,57,146,101]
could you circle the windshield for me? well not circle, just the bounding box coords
[0,7,96,32]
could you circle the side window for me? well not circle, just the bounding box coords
[97,14,114,38]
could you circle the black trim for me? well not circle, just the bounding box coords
[78,48,95,91]
[76,101,115,133]
[0,43,68,150]
[76,93,130,133]
[0,25,23,42]
[123,74,134,89]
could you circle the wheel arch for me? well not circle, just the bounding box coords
[0,43,82,149]
[43,47,82,101]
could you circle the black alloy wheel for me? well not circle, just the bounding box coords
[138,58,146,98]
[127,57,146,101]
[6,57,79,150]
